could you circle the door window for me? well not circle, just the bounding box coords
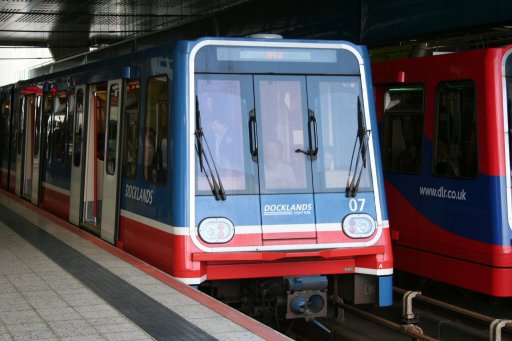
[52,91,67,164]
[122,80,140,179]
[144,75,168,184]
[256,76,310,193]
[73,89,84,167]
[106,83,120,175]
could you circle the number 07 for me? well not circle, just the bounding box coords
[349,198,366,212]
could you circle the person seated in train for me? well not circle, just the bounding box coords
[447,142,461,177]
[397,143,419,172]
[263,139,296,189]
[435,139,459,176]
[97,132,105,161]
[208,111,240,171]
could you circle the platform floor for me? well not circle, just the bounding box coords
[0,191,290,341]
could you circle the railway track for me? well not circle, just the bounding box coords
[289,287,512,340]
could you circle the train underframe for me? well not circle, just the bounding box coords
[199,272,386,324]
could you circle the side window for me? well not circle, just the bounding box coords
[52,91,67,164]
[122,80,140,179]
[73,89,84,167]
[17,97,24,154]
[0,98,7,168]
[33,96,41,160]
[106,83,120,175]
[434,81,477,178]
[43,94,53,161]
[66,92,75,164]
[381,86,424,173]
[144,75,168,184]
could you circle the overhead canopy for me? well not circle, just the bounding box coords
[0,0,511,61]
[361,0,512,47]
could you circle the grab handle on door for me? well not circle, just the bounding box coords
[248,109,258,162]
[309,109,318,159]
[295,109,318,160]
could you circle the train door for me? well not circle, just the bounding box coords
[253,75,371,241]
[30,95,42,205]
[81,83,107,233]
[100,80,124,243]
[69,85,86,225]
[20,94,42,203]
[254,75,317,240]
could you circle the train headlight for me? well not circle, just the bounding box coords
[342,214,375,238]
[198,217,235,244]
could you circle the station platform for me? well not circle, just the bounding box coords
[0,190,290,341]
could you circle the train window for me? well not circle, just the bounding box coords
[106,83,120,175]
[122,80,140,179]
[144,75,168,184]
[95,88,107,162]
[67,92,74,163]
[11,100,17,165]
[43,93,53,161]
[434,81,477,178]
[0,98,7,170]
[195,74,255,195]
[258,77,309,193]
[7,97,18,168]
[32,96,41,160]
[308,75,373,192]
[381,86,424,174]
[52,91,67,164]
[73,89,84,167]
[17,97,24,155]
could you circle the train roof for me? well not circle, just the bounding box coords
[15,35,365,89]
[372,45,512,84]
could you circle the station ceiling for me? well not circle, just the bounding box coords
[2,0,512,61]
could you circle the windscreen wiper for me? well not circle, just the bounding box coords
[194,96,226,200]
[346,96,370,197]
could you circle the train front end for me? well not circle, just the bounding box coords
[175,37,392,317]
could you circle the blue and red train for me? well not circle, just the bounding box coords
[0,34,393,320]
[373,46,512,297]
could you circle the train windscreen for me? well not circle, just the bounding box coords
[195,73,373,196]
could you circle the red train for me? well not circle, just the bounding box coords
[373,46,512,296]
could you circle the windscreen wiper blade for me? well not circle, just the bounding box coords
[194,96,226,201]
[346,96,370,197]
[195,96,205,172]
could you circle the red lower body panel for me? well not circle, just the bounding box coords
[395,244,512,297]
[40,185,69,221]
[119,213,392,283]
